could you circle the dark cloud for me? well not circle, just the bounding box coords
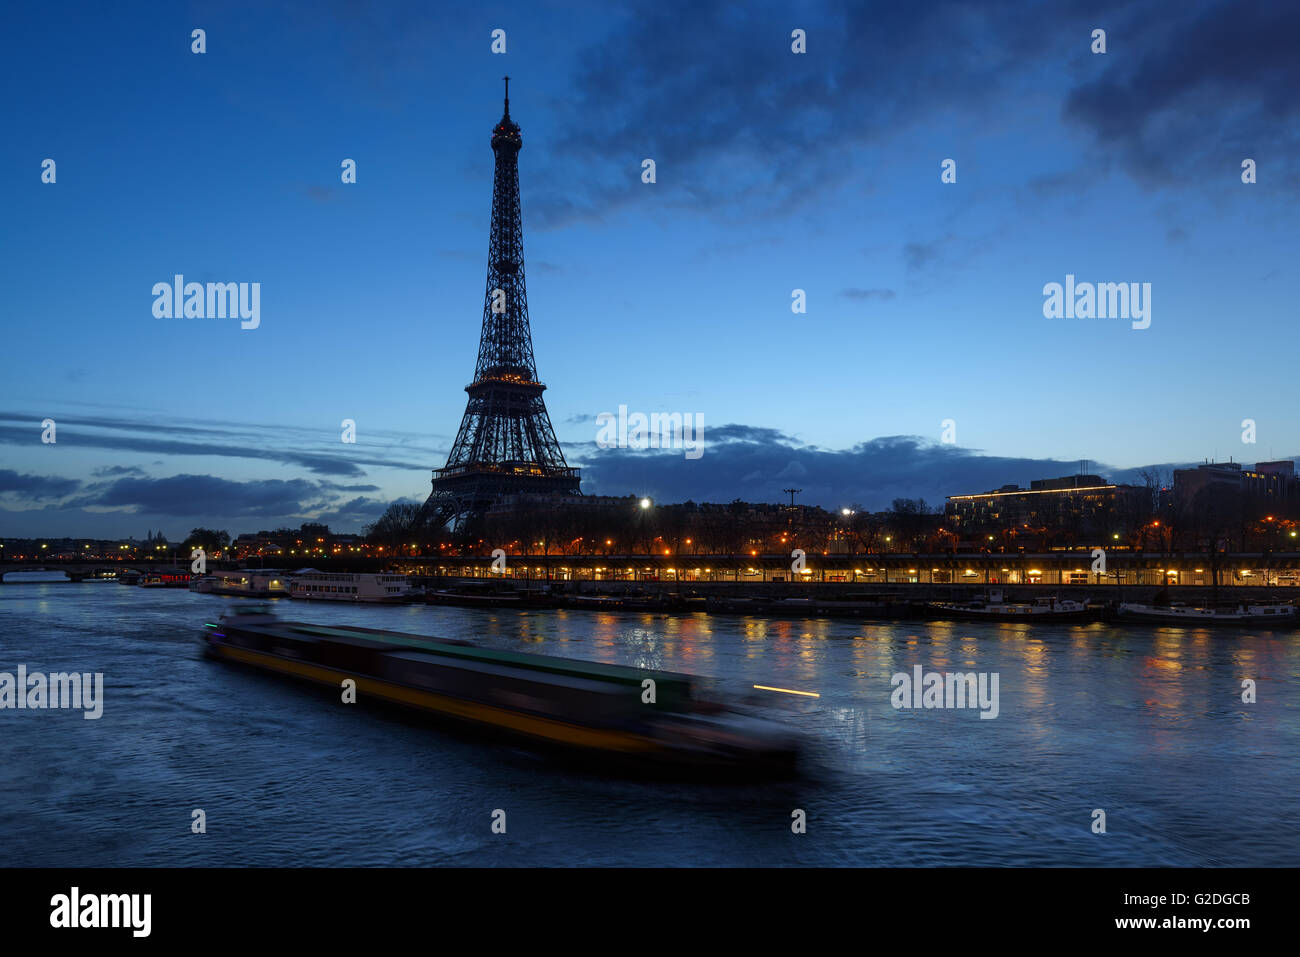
[576,430,1131,510]
[67,474,325,518]
[0,483,394,538]
[841,288,896,301]
[0,411,435,477]
[1062,1,1300,190]
[576,419,1300,512]
[901,227,1006,285]
[310,495,394,529]
[531,0,1146,228]
[0,469,80,499]
[47,472,403,534]
[707,423,804,446]
[904,237,947,273]
[317,481,382,493]
[517,0,1299,231]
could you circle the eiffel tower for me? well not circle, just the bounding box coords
[424,78,580,532]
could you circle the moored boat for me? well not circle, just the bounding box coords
[1116,601,1297,626]
[201,605,801,777]
[705,595,771,615]
[209,569,291,598]
[567,594,628,610]
[427,588,523,607]
[619,593,669,611]
[811,593,913,618]
[927,589,1099,622]
[425,581,543,607]
[288,569,417,603]
[704,593,910,619]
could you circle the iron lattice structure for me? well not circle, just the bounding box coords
[424,79,580,532]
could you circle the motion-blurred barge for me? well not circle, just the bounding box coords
[201,605,800,776]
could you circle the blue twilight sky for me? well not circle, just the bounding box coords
[1,0,1298,538]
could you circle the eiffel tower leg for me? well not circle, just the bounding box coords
[421,486,465,534]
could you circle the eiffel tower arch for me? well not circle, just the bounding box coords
[424,79,580,533]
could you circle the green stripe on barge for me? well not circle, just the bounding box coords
[262,621,697,703]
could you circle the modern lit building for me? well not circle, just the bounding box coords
[945,474,1146,540]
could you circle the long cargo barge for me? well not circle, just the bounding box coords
[201,605,801,777]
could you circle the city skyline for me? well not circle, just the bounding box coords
[3,0,1297,538]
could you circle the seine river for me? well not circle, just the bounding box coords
[2,583,1297,866]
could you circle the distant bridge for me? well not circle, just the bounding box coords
[0,563,185,583]
[0,556,398,582]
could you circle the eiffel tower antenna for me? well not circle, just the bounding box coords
[423,81,580,533]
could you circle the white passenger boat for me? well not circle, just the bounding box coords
[288,569,417,603]
[1117,601,1297,626]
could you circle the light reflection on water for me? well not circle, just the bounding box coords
[1,583,1298,866]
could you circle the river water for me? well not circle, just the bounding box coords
[2,583,1297,866]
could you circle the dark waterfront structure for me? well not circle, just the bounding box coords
[396,549,1300,590]
[1173,460,1300,511]
[424,78,579,532]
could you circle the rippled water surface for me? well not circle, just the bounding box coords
[2,584,1298,866]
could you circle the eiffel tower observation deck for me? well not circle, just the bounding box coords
[424,78,580,532]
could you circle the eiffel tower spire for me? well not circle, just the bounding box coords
[424,80,580,532]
